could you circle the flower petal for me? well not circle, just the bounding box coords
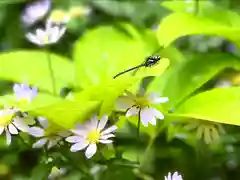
[38,117,48,128]
[140,108,155,127]
[28,127,44,137]
[126,107,139,117]
[8,124,18,135]
[99,139,113,144]
[32,138,47,148]
[101,125,117,135]
[70,142,89,152]
[116,96,134,110]
[152,108,164,120]
[100,133,115,140]
[85,143,97,159]
[148,93,168,104]
[13,117,29,132]
[66,136,85,143]
[5,130,11,146]
[90,115,99,129]
[98,115,108,131]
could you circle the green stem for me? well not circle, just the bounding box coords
[137,109,141,139]
[46,49,57,95]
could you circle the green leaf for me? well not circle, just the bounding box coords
[75,77,138,116]
[0,93,62,111]
[173,87,240,126]
[73,25,148,88]
[0,51,74,94]
[29,99,100,128]
[31,163,53,180]
[149,53,240,109]
[161,0,240,27]
[157,11,240,47]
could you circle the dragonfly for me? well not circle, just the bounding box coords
[113,47,163,79]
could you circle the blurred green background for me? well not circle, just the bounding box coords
[1,0,240,180]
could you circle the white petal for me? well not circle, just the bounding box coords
[100,133,115,140]
[59,27,66,37]
[8,124,18,135]
[70,142,89,152]
[28,127,44,137]
[148,93,168,104]
[0,127,4,135]
[152,108,165,120]
[38,117,48,128]
[126,107,139,117]
[26,33,41,45]
[5,130,11,146]
[36,29,46,39]
[99,139,113,144]
[85,143,97,159]
[98,115,108,131]
[101,125,117,135]
[13,118,29,132]
[32,138,47,148]
[116,96,134,110]
[140,108,155,127]
[90,115,99,129]
[71,124,88,136]
[66,136,85,143]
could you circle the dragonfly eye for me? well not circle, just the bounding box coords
[144,55,161,67]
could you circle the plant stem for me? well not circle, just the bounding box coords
[46,49,57,95]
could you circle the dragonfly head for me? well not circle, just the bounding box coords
[144,55,161,67]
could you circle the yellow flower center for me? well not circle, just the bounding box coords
[43,35,49,44]
[0,109,14,126]
[134,96,150,108]
[87,130,101,144]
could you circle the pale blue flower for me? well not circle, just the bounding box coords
[13,83,37,103]
[165,172,183,180]
[21,0,51,26]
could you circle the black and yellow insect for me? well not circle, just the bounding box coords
[113,55,162,79]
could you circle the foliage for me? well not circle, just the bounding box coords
[1,0,240,180]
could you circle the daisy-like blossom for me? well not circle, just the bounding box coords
[165,172,183,180]
[0,107,29,145]
[21,0,51,26]
[66,115,117,159]
[28,117,69,149]
[116,91,168,127]
[13,83,37,104]
[26,19,67,46]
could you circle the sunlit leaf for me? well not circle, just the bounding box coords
[173,87,240,126]
[0,51,74,94]
[149,53,240,109]
[73,25,148,88]
[157,11,240,47]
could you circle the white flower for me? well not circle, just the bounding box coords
[48,166,66,180]
[13,83,37,103]
[116,91,168,127]
[28,117,69,149]
[21,0,51,26]
[165,172,183,180]
[66,115,117,159]
[0,107,29,145]
[26,20,66,46]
